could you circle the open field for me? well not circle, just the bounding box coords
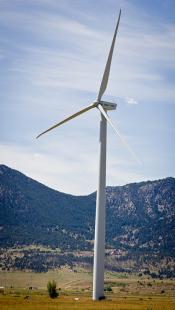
[0,268,175,309]
[0,267,91,289]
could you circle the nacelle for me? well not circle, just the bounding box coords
[99,101,117,110]
[92,101,117,110]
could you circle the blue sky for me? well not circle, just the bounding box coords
[0,0,174,194]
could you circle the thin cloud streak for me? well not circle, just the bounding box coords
[0,2,175,103]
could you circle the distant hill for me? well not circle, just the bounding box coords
[0,165,175,268]
[0,165,95,250]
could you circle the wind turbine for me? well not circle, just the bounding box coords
[36,9,139,300]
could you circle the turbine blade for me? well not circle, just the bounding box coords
[36,104,95,139]
[98,104,141,165]
[97,9,121,101]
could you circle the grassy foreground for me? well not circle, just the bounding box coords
[0,294,175,310]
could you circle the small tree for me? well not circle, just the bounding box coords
[47,280,58,298]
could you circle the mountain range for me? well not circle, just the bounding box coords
[0,164,175,273]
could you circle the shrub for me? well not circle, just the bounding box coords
[47,280,58,298]
[104,286,112,292]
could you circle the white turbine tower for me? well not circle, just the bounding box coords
[36,9,139,300]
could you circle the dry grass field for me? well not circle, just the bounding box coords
[0,294,175,310]
[0,268,174,309]
[0,267,91,289]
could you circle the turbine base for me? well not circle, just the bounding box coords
[99,296,106,300]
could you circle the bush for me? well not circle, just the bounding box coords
[104,286,112,292]
[47,280,58,298]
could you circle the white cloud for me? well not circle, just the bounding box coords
[125,97,138,105]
